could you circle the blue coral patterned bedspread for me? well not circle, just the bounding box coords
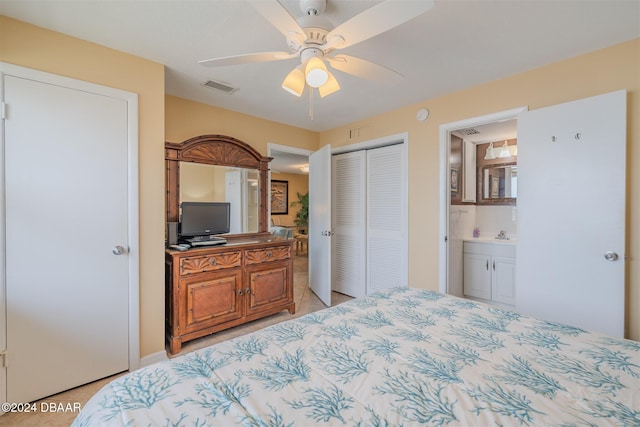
[72,288,640,426]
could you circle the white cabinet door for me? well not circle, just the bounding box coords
[462,139,477,203]
[492,256,516,306]
[463,253,491,300]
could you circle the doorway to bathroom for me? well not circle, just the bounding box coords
[438,107,526,301]
[440,109,523,308]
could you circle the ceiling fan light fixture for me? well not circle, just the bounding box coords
[318,71,340,97]
[305,57,329,88]
[282,67,305,96]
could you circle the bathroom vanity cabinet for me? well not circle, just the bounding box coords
[463,240,515,307]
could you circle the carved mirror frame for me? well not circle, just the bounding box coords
[165,134,272,236]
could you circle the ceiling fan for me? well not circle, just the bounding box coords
[199,0,435,98]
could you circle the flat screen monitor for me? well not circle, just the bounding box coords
[179,202,230,237]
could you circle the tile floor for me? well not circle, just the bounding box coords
[0,254,351,426]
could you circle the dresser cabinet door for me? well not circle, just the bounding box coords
[246,262,290,315]
[181,269,243,333]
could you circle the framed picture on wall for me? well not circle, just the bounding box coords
[450,168,459,193]
[270,180,289,214]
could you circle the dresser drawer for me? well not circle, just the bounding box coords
[245,245,291,265]
[179,251,242,275]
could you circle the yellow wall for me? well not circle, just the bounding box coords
[165,95,318,153]
[320,38,640,340]
[3,14,638,353]
[0,16,167,357]
[270,172,309,225]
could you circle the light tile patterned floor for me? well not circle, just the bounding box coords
[0,254,351,426]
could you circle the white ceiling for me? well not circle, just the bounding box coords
[452,119,517,145]
[1,0,638,133]
[270,150,309,175]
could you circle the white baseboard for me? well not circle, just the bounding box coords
[139,350,168,368]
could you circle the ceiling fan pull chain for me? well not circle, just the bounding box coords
[309,88,314,120]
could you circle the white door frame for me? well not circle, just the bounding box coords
[0,63,140,403]
[266,143,314,219]
[438,107,527,294]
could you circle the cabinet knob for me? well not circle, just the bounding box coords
[237,289,243,296]
[245,288,251,295]
[267,251,273,258]
[209,258,217,266]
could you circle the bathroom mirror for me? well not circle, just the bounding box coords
[478,163,517,205]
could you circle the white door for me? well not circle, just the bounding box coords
[226,169,245,234]
[309,144,332,306]
[366,144,407,294]
[332,151,366,298]
[4,73,131,401]
[516,90,626,337]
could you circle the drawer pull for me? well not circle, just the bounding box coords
[486,260,489,270]
[237,289,243,296]
[209,258,217,266]
[245,288,251,295]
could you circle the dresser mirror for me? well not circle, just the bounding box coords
[166,134,271,236]
[179,162,260,234]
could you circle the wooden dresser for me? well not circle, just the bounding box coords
[165,236,295,354]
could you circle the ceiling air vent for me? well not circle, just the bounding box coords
[457,127,481,136]
[201,79,238,94]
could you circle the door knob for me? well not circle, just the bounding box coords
[112,246,127,255]
[603,251,619,261]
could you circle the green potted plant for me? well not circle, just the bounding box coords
[290,191,308,233]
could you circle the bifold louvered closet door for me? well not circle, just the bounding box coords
[332,144,407,297]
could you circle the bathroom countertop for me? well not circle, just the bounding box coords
[464,237,517,245]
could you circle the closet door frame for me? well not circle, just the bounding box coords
[332,133,409,292]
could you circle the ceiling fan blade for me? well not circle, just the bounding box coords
[327,54,403,84]
[199,51,295,67]
[248,0,306,41]
[326,0,434,50]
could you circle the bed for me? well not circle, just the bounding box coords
[72,287,640,426]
